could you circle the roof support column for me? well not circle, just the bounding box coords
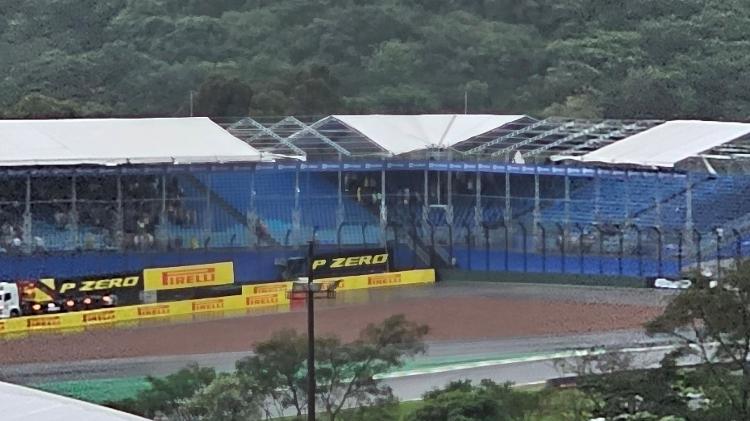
[594,169,601,224]
[247,166,258,248]
[116,174,124,249]
[685,174,694,234]
[158,173,167,245]
[71,175,79,249]
[474,170,482,229]
[624,171,631,222]
[655,174,663,229]
[380,167,387,246]
[564,171,570,227]
[422,169,429,225]
[23,174,32,253]
[336,155,344,228]
[204,171,212,241]
[446,169,454,227]
[292,164,301,246]
[504,166,511,225]
[533,168,541,224]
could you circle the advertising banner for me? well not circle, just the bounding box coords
[311,249,389,278]
[30,274,142,305]
[143,262,234,291]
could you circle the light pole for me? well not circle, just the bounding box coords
[306,240,316,421]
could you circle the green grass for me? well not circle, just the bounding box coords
[33,376,150,403]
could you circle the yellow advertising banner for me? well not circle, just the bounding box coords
[0,269,431,335]
[143,262,234,291]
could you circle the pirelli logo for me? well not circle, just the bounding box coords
[27,316,62,329]
[162,268,215,287]
[138,305,171,317]
[192,299,225,312]
[144,262,234,291]
[83,310,116,324]
[253,284,288,294]
[246,293,279,307]
[368,273,402,286]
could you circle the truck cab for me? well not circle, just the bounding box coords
[0,282,21,318]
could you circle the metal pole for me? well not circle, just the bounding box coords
[306,240,316,421]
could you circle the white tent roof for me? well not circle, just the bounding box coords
[0,381,148,421]
[555,120,750,168]
[332,114,526,155]
[0,117,268,167]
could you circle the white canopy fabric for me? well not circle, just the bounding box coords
[0,381,148,421]
[555,120,750,168]
[332,114,526,155]
[0,117,267,167]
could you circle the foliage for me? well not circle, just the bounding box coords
[108,363,216,418]
[236,314,429,420]
[408,379,540,421]
[646,260,750,420]
[180,373,262,421]
[3,0,750,118]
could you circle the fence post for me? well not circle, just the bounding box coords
[677,231,683,273]
[655,227,663,277]
[715,228,722,280]
[575,223,584,274]
[632,225,642,277]
[618,226,624,275]
[466,224,472,271]
[502,222,509,271]
[537,222,546,273]
[518,222,528,272]
[361,223,367,246]
[483,224,490,272]
[448,224,454,266]
[593,225,604,275]
[556,223,566,273]
[693,229,702,273]
[733,228,742,269]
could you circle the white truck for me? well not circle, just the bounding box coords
[0,282,21,318]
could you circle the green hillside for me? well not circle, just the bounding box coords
[2,0,749,119]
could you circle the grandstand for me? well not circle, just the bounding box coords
[2,114,750,282]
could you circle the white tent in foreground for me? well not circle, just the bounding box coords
[0,381,148,421]
[331,114,527,155]
[0,117,269,167]
[552,120,750,168]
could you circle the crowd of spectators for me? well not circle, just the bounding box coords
[0,175,200,253]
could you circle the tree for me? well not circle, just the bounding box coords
[109,363,216,418]
[409,379,539,421]
[646,261,750,420]
[180,373,262,421]
[235,314,429,420]
[193,74,254,117]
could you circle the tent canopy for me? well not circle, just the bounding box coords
[0,381,147,421]
[331,114,527,155]
[553,120,750,168]
[0,117,268,167]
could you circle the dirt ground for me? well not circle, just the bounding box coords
[0,282,666,365]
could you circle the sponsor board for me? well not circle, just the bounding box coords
[137,304,171,317]
[0,321,5,332]
[246,293,279,307]
[191,299,225,312]
[251,283,289,294]
[24,274,142,305]
[367,273,402,286]
[26,315,62,329]
[82,310,117,324]
[144,262,234,291]
[311,249,389,278]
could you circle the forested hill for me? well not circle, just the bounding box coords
[1,0,749,120]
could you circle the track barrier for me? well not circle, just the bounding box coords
[0,269,435,335]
